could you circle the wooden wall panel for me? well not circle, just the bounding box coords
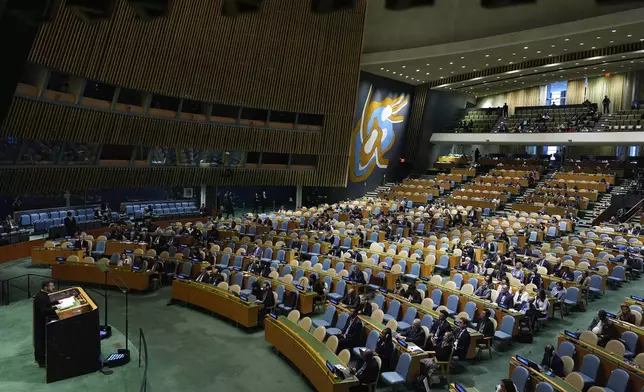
[403,84,429,162]
[16,0,367,189]
[2,97,323,154]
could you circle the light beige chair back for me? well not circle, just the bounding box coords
[564,372,585,391]
[537,266,548,275]
[146,249,157,257]
[282,274,294,284]
[525,283,537,293]
[461,283,474,295]
[430,275,442,285]
[385,319,398,331]
[61,242,72,248]
[66,255,79,262]
[436,305,449,314]
[587,387,605,392]
[634,353,644,367]
[97,235,107,241]
[561,355,574,375]
[217,282,229,290]
[230,284,241,295]
[371,309,384,324]
[313,326,326,341]
[338,349,351,366]
[133,248,145,256]
[44,241,56,249]
[457,311,470,321]
[490,289,499,302]
[421,298,434,310]
[268,271,279,279]
[159,251,170,259]
[326,335,339,353]
[313,264,323,272]
[390,264,402,274]
[579,331,598,345]
[445,281,457,290]
[632,310,642,326]
[605,340,625,357]
[298,317,312,331]
[97,258,110,266]
[82,257,95,264]
[287,310,300,323]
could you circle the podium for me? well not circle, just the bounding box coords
[46,287,101,383]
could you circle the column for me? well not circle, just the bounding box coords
[296,185,303,208]
[200,185,207,207]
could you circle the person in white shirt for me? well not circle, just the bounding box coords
[512,284,529,309]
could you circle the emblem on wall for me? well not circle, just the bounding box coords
[350,86,408,182]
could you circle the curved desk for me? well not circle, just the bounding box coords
[265,315,359,392]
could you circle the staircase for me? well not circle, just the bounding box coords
[576,178,633,229]
[366,182,396,199]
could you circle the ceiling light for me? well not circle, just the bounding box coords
[440,76,443,79]
[641,39,644,42]
[393,71,397,74]
[564,49,568,51]
[548,54,553,57]
[612,30,617,33]
[596,36,601,39]
[386,69,389,72]
[473,69,477,71]
[565,38,569,41]
[451,71,454,74]
[584,68,587,70]
[537,50,541,54]
[602,69,605,72]
[622,55,626,58]
[496,76,500,79]
[580,43,584,45]
[551,45,555,48]
[498,58,502,61]
[485,54,490,58]
[402,65,406,68]
[591,47,596,49]
[426,63,430,66]
[523,46,528,50]
[439,67,442,70]
[610,41,614,44]
[380,67,384,70]
[627,34,632,38]
[485,64,489,66]
[416,69,420,72]
[426,72,430,75]
[405,76,409,78]
[509,62,513,64]
[461,56,465,59]
[449,62,453,64]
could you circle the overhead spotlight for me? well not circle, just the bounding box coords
[127,0,169,20]
[311,0,355,13]
[223,0,263,16]
[66,0,116,21]
[481,0,536,8]
[385,0,434,10]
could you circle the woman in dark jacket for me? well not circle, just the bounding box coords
[375,328,394,372]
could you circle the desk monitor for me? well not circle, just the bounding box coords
[396,338,408,348]
[233,266,241,271]
[269,312,278,320]
[329,298,339,305]
[564,330,580,339]
[454,384,467,392]
[342,276,350,281]
[420,277,429,281]
[192,257,200,262]
[132,265,141,271]
[589,266,598,271]
[326,361,335,374]
[180,244,188,248]
[516,355,539,371]
[631,296,644,302]
[240,295,248,301]
[498,303,508,309]
[605,312,616,319]
[295,284,304,291]
[176,274,187,279]
[379,288,388,294]
[125,249,133,254]
[56,257,66,262]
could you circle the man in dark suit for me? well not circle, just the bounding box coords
[496,286,514,308]
[350,349,379,392]
[540,344,565,377]
[63,211,77,237]
[342,289,361,309]
[349,267,366,284]
[195,266,213,283]
[460,257,475,273]
[474,282,492,300]
[338,309,363,352]
[427,310,452,349]
[527,272,543,290]
[257,281,275,327]
[33,280,59,367]
[453,318,471,360]
[398,319,425,347]
[477,309,495,338]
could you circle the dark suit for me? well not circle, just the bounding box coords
[342,294,361,309]
[477,318,495,338]
[402,327,426,347]
[496,292,513,308]
[195,271,212,283]
[528,273,543,289]
[541,352,565,377]
[349,271,366,284]
[33,291,58,364]
[338,317,363,352]
[462,263,475,273]
[453,327,471,360]
[474,286,491,300]
[63,216,77,237]
[429,319,452,345]
[351,358,379,391]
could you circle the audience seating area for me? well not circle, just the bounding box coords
[122,200,199,220]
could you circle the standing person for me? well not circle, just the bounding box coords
[474,148,480,162]
[602,95,611,114]
[502,102,509,118]
[63,211,77,237]
[261,188,267,213]
[34,280,59,367]
[200,203,208,218]
[252,192,261,214]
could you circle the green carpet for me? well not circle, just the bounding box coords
[1,258,641,392]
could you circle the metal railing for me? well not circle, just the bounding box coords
[0,273,61,305]
[138,328,149,392]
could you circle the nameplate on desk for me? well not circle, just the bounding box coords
[516,355,533,368]
[631,296,644,302]
[326,361,335,374]
[379,288,388,294]
[383,265,391,270]
[269,312,278,319]
[342,276,350,281]
[420,277,429,281]
[589,266,598,271]
[240,295,248,301]
[454,384,467,392]
[329,298,339,305]
[132,266,141,271]
[56,257,66,262]
[192,257,200,262]
[605,312,616,319]
[233,266,241,271]
[125,249,133,254]
[564,330,580,339]
[396,338,408,348]
[176,274,187,279]
[295,284,304,290]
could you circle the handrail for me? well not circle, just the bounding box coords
[138,328,149,392]
[0,273,61,305]
[623,196,644,223]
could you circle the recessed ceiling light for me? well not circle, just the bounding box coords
[509,62,513,64]
[440,76,443,79]
[641,39,644,42]
[596,37,601,39]
[380,67,384,70]
[584,68,587,70]
[591,47,596,49]
[564,49,567,51]
[537,50,541,54]
[439,67,442,70]
[426,72,430,75]
[451,71,454,74]
[393,71,397,74]
[461,56,465,59]
[548,54,553,57]
[405,76,409,78]
[631,61,635,63]
[449,62,453,65]
[496,76,500,79]
[426,63,430,66]
[416,69,420,72]
[485,54,490,58]
[602,69,605,72]
[551,45,555,48]
[565,38,569,41]
[461,65,465,68]
[386,69,389,72]
[498,58,502,61]
[402,66,406,68]
[575,63,579,65]
[612,30,617,33]
[610,41,614,44]
[580,43,584,45]
[627,34,632,38]
[473,69,477,71]
[485,64,489,66]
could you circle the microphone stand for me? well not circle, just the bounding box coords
[98,264,112,339]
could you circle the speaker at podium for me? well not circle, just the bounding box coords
[45,287,101,383]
